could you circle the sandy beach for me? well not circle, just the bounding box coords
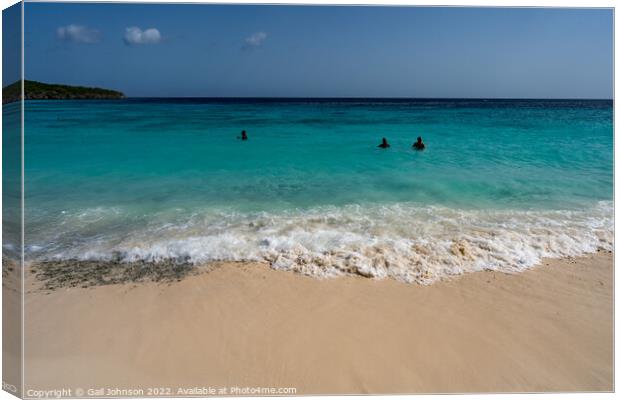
[23,251,612,395]
[3,257,22,397]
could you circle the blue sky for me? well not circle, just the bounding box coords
[22,4,613,98]
[3,2,21,87]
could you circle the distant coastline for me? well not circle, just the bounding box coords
[2,80,124,104]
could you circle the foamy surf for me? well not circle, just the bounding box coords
[24,201,613,284]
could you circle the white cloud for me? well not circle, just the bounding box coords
[244,31,267,48]
[124,27,161,45]
[57,25,101,43]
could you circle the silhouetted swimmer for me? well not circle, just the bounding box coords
[413,136,425,150]
[378,137,390,148]
[237,130,248,141]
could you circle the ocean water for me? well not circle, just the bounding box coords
[18,98,613,283]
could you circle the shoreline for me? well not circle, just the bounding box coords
[26,247,614,292]
[23,251,613,394]
[20,200,614,287]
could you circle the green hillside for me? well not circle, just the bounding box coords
[3,80,125,103]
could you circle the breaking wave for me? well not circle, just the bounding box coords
[25,201,613,284]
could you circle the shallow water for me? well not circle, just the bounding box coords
[17,98,613,283]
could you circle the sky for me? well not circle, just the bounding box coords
[3,2,21,87]
[19,3,614,98]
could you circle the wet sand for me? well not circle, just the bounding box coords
[23,251,613,395]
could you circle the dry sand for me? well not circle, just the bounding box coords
[23,252,613,395]
[3,257,23,397]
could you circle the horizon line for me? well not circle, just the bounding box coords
[120,96,613,101]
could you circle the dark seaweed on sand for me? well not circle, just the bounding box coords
[31,259,196,290]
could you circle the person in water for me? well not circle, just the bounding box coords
[378,137,390,148]
[413,136,425,150]
[238,130,248,140]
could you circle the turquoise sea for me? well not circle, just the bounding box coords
[16,99,613,283]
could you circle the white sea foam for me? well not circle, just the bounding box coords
[34,201,613,284]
